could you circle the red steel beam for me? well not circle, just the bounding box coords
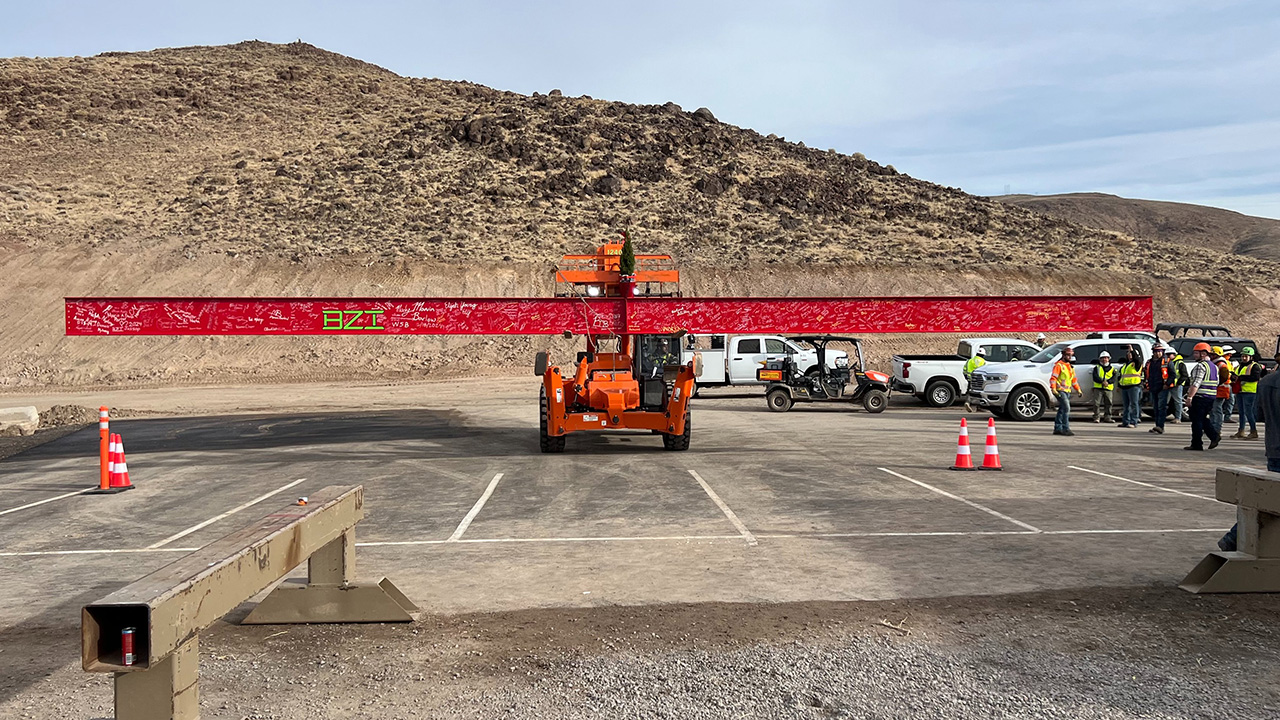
[65,296,1152,336]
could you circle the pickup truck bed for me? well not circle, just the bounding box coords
[893,354,965,362]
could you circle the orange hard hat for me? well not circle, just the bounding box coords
[1193,342,1212,352]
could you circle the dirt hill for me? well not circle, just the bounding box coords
[995,193,1280,261]
[2,41,1278,388]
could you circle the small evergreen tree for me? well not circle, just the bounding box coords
[619,230,636,276]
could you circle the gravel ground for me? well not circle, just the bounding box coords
[4,586,1278,719]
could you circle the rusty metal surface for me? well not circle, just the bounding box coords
[1181,467,1280,593]
[83,485,363,670]
[64,295,1154,336]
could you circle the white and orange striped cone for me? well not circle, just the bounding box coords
[88,432,133,494]
[980,417,1003,471]
[950,418,976,470]
[107,433,118,479]
[108,433,134,491]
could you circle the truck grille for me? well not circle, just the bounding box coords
[969,376,986,392]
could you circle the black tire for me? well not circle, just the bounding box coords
[539,386,565,453]
[663,411,691,451]
[1007,386,1047,422]
[863,388,888,413]
[923,379,957,408]
[766,388,793,412]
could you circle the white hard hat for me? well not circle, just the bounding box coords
[1036,333,1046,339]
[1221,344,1235,353]
[976,348,987,356]
[1161,344,1175,353]
[1098,351,1110,358]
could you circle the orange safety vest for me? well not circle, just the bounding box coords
[1215,359,1232,398]
[1050,360,1079,393]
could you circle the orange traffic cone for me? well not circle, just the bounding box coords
[109,433,134,491]
[951,418,976,470]
[980,417,1003,471]
[88,433,133,494]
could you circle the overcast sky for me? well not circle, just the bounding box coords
[6,1,1279,218]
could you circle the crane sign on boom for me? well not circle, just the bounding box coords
[65,236,1154,453]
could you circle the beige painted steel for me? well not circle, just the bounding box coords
[242,526,419,624]
[83,485,366,672]
[114,637,199,720]
[82,485,418,718]
[1181,467,1280,593]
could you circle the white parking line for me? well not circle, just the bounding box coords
[688,469,758,546]
[146,478,307,549]
[448,473,504,542]
[0,527,1229,557]
[1068,466,1218,502]
[0,489,85,517]
[878,467,1042,533]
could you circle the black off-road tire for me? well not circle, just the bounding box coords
[539,387,565,453]
[863,388,888,413]
[766,388,793,412]
[662,411,691,451]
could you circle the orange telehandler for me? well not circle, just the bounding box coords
[535,236,696,452]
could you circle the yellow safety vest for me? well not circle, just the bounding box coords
[1118,362,1143,387]
[1051,360,1078,392]
[1239,361,1259,394]
[1092,365,1116,390]
[963,356,986,378]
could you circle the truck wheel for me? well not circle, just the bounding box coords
[863,389,888,413]
[662,411,691,451]
[539,387,565,453]
[1008,387,1046,422]
[766,388,793,412]
[923,380,956,408]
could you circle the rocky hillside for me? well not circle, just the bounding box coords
[1,41,1278,388]
[995,193,1280,262]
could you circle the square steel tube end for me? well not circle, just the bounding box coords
[82,603,151,672]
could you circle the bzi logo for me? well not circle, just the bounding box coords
[322,309,386,331]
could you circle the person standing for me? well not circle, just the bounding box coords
[1260,346,1280,464]
[1218,346,1279,550]
[1222,345,1238,423]
[1091,351,1116,423]
[1144,345,1170,434]
[1184,342,1221,451]
[1051,346,1081,436]
[1210,346,1232,435]
[962,348,987,413]
[1035,333,1048,349]
[1117,347,1144,428]
[1166,347,1189,423]
[1233,346,1262,439]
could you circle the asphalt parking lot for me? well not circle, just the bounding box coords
[0,381,1258,625]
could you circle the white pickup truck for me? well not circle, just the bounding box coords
[967,338,1155,421]
[682,335,848,390]
[891,338,1040,407]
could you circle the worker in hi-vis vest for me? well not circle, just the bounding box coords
[1233,346,1262,439]
[1184,342,1221,451]
[961,347,987,413]
[1117,347,1144,428]
[1091,351,1116,423]
[1050,346,1081,436]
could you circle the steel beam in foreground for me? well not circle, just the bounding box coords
[64,294,1154,336]
[82,485,417,719]
[1181,467,1280,593]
